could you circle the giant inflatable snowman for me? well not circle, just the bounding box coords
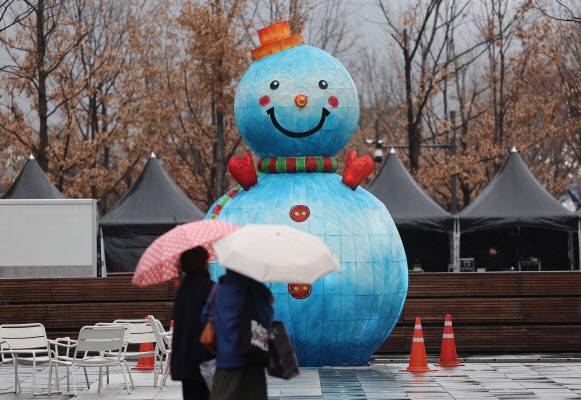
[206,22,408,366]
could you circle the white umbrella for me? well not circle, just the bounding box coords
[213,224,340,283]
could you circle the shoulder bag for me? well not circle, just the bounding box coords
[200,284,218,354]
[268,320,300,380]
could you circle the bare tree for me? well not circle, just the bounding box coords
[304,0,360,59]
[0,0,85,170]
[531,0,580,23]
[0,0,34,36]
[378,0,480,170]
[353,47,402,148]
[52,0,151,208]
[479,0,522,147]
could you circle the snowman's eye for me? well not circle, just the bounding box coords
[318,80,328,89]
[270,80,280,90]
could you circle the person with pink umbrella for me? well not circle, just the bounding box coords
[171,246,214,400]
[132,220,240,400]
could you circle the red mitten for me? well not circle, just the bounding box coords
[228,152,258,190]
[344,149,357,172]
[342,150,374,190]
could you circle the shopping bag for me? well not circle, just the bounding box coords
[237,288,269,365]
[267,321,300,380]
[200,284,217,354]
[199,358,216,390]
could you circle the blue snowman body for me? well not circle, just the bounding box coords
[206,37,408,366]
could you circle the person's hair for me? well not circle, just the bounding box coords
[180,246,210,278]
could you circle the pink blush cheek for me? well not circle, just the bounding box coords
[259,95,271,107]
[328,96,339,108]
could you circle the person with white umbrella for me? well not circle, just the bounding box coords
[202,270,274,400]
[202,224,340,399]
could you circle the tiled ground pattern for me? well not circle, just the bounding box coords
[0,362,579,399]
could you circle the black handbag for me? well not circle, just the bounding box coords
[267,321,300,380]
[237,286,269,365]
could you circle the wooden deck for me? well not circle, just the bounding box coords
[1,272,579,354]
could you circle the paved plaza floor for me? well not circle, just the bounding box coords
[1,360,580,399]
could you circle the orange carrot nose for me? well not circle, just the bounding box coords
[295,93,308,107]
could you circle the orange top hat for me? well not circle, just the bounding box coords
[251,21,304,61]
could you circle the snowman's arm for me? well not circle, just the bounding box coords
[228,151,258,190]
[342,150,374,190]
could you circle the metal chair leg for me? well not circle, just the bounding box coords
[72,366,78,397]
[54,360,60,392]
[32,358,37,395]
[13,356,20,394]
[162,356,171,386]
[83,366,90,388]
[45,360,60,396]
[48,360,52,394]
[98,366,103,393]
[123,361,135,389]
[119,363,131,394]
[153,354,159,387]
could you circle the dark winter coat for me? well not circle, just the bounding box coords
[171,275,215,381]
[202,271,274,369]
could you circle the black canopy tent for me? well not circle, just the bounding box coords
[100,153,204,273]
[457,148,579,270]
[2,155,65,199]
[367,149,454,272]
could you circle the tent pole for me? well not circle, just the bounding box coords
[568,231,574,270]
[448,231,454,272]
[454,219,461,272]
[578,219,581,271]
[100,228,107,277]
[453,218,458,272]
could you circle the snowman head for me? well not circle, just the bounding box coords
[234,22,359,158]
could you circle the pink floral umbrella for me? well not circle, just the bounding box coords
[132,220,239,287]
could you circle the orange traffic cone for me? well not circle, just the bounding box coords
[435,314,464,367]
[400,317,437,372]
[132,317,155,370]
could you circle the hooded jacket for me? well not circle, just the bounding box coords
[202,271,274,369]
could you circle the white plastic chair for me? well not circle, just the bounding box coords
[51,325,131,396]
[148,315,172,387]
[0,339,21,394]
[111,319,156,362]
[49,337,84,393]
[0,323,60,395]
[95,322,134,389]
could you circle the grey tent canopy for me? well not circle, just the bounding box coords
[367,149,453,232]
[2,155,65,199]
[458,148,578,232]
[100,153,205,273]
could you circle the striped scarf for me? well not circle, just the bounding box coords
[257,157,337,174]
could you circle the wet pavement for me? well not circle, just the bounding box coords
[0,360,580,399]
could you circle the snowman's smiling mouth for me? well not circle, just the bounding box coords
[266,107,330,139]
